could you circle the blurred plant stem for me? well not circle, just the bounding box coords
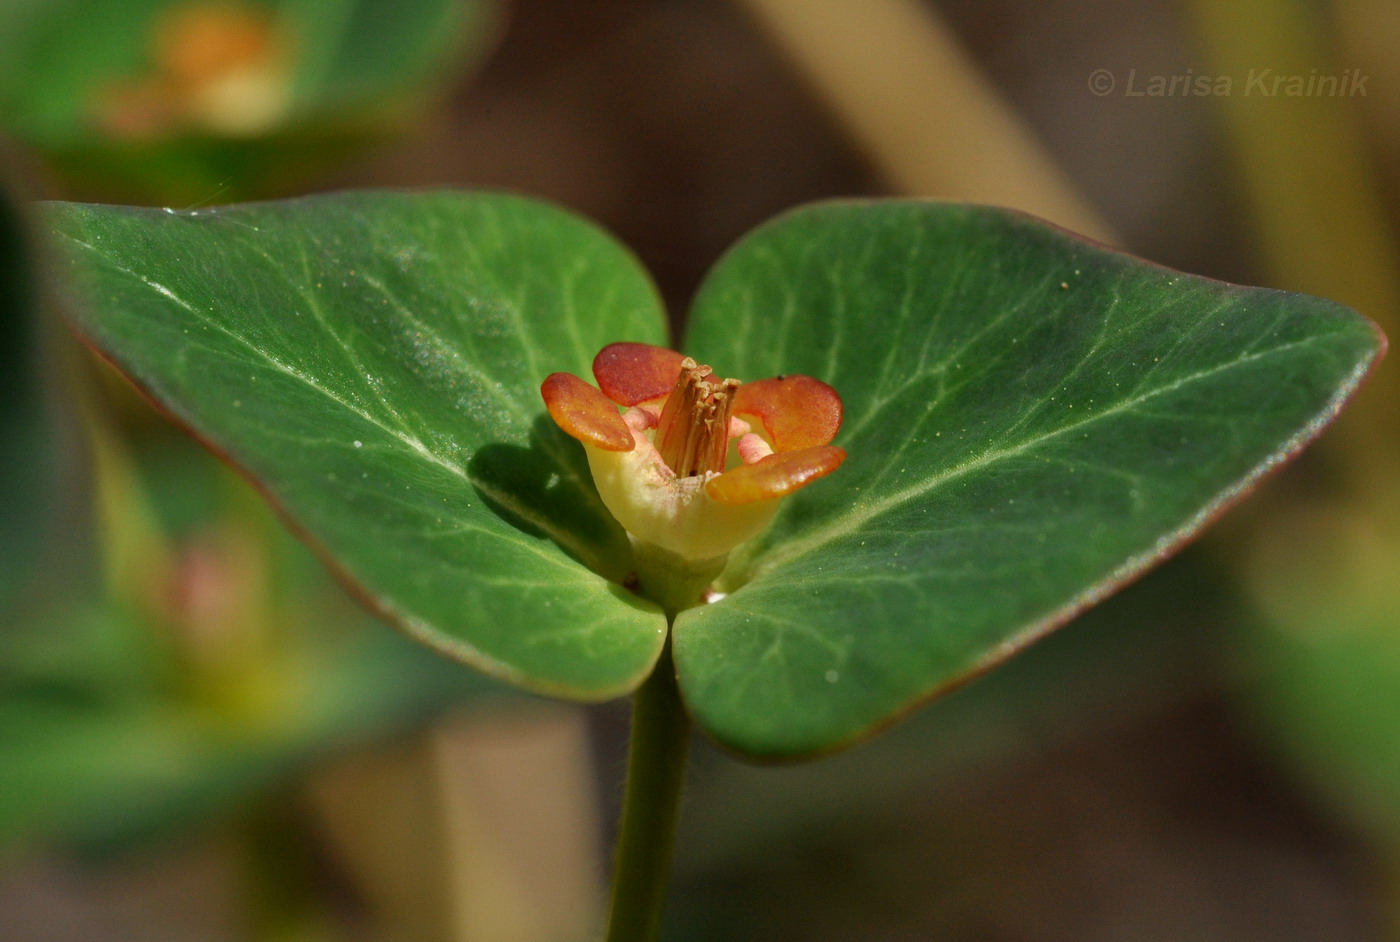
[1330,0,1400,190]
[606,641,689,942]
[731,0,1115,242]
[308,706,603,942]
[75,364,171,615]
[427,708,604,941]
[1189,0,1400,499]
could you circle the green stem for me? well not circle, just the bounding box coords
[605,640,691,942]
[631,539,726,616]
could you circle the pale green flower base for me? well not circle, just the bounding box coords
[632,539,728,617]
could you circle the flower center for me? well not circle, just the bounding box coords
[654,358,740,478]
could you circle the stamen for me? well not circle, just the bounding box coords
[655,358,741,477]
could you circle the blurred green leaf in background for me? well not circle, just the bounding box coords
[0,179,52,609]
[0,0,501,203]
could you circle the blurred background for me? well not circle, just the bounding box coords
[3,0,1400,939]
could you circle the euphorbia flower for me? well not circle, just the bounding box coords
[541,343,845,574]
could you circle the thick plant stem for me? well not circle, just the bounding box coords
[606,641,691,942]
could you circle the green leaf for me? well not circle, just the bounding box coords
[675,201,1382,757]
[47,191,670,700]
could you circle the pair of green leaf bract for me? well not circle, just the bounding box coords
[45,191,1383,758]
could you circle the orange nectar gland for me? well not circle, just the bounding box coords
[541,342,847,564]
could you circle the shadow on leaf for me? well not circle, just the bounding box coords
[468,413,634,584]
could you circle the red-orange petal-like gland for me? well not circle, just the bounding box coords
[540,372,634,452]
[593,342,694,406]
[705,445,846,505]
[732,375,843,450]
